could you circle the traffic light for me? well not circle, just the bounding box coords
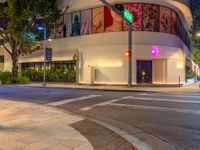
[124,51,131,57]
[114,4,125,14]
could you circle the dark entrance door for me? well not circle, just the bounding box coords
[137,60,152,83]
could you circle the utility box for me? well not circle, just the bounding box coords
[86,66,95,85]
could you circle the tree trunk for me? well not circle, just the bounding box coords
[11,51,19,79]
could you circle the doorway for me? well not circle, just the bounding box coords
[137,60,152,83]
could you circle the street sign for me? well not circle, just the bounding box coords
[123,8,133,24]
[46,48,52,61]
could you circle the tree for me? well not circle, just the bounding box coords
[191,0,200,65]
[0,0,61,79]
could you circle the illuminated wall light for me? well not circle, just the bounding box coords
[150,47,160,57]
[98,63,123,68]
[176,64,183,69]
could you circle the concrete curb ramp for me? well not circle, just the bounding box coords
[0,99,94,150]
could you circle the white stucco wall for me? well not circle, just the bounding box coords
[45,31,189,85]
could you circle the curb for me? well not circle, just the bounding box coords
[54,108,153,150]
[12,84,162,93]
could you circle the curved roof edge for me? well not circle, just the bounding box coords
[59,0,193,29]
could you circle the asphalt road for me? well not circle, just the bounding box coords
[0,85,200,150]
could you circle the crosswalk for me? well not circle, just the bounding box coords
[47,92,200,115]
[46,95,102,106]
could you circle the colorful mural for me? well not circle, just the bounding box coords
[142,4,159,32]
[81,9,92,35]
[171,10,177,35]
[92,7,104,34]
[72,12,81,36]
[50,3,190,49]
[64,13,72,37]
[104,6,122,32]
[160,6,171,33]
[177,17,182,38]
[123,3,142,31]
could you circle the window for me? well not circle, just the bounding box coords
[0,56,4,63]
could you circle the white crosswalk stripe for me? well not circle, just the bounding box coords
[46,95,102,106]
[109,103,200,115]
[142,93,200,99]
[124,96,200,104]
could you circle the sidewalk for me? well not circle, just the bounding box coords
[22,82,200,93]
[0,99,94,150]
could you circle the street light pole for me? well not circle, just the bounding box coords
[43,27,47,86]
[36,24,47,86]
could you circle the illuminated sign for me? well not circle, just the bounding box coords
[123,8,133,23]
[150,47,160,57]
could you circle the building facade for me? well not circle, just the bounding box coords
[2,0,200,85]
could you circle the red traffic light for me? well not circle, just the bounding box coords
[124,51,131,57]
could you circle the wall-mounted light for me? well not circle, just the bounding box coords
[150,47,160,57]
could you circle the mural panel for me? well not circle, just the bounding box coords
[92,7,104,34]
[171,10,177,35]
[160,6,171,33]
[72,12,81,36]
[55,17,64,39]
[64,13,72,37]
[104,6,122,32]
[177,17,182,38]
[123,3,142,31]
[142,4,159,32]
[81,9,92,35]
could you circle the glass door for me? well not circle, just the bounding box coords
[137,60,152,83]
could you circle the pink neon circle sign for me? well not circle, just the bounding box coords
[150,47,160,57]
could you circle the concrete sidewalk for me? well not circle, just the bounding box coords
[22,82,200,93]
[0,99,94,150]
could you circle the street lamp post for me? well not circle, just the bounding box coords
[37,25,47,86]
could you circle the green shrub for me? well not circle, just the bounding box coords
[186,70,197,79]
[16,76,30,84]
[197,76,200,81]
[0,71,14,84]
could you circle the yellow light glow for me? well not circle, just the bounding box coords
[48,39,52,42]
[196,32,200,37]
[176,64,183,69]
[98,63,123,68]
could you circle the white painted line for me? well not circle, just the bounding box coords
[109,103,200,115]
[79,96,129,111]
[47,95,102,106]
[137,93,148,96]
[125,96,200,104]
[144,93,200,99]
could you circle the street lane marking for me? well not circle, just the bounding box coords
[137,93,148,96]
[109,103,200,115]
[124,96,200,104]
[142,93,200,99]
[79,96,129,111]
[47,95,102,106]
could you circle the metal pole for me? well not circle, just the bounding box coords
[43,27,47,86]
[128,23,132,88]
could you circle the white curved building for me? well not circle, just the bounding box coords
[2,0,199,85]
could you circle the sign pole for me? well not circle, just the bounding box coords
[128,23,132,87]
[100,0,133,87]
